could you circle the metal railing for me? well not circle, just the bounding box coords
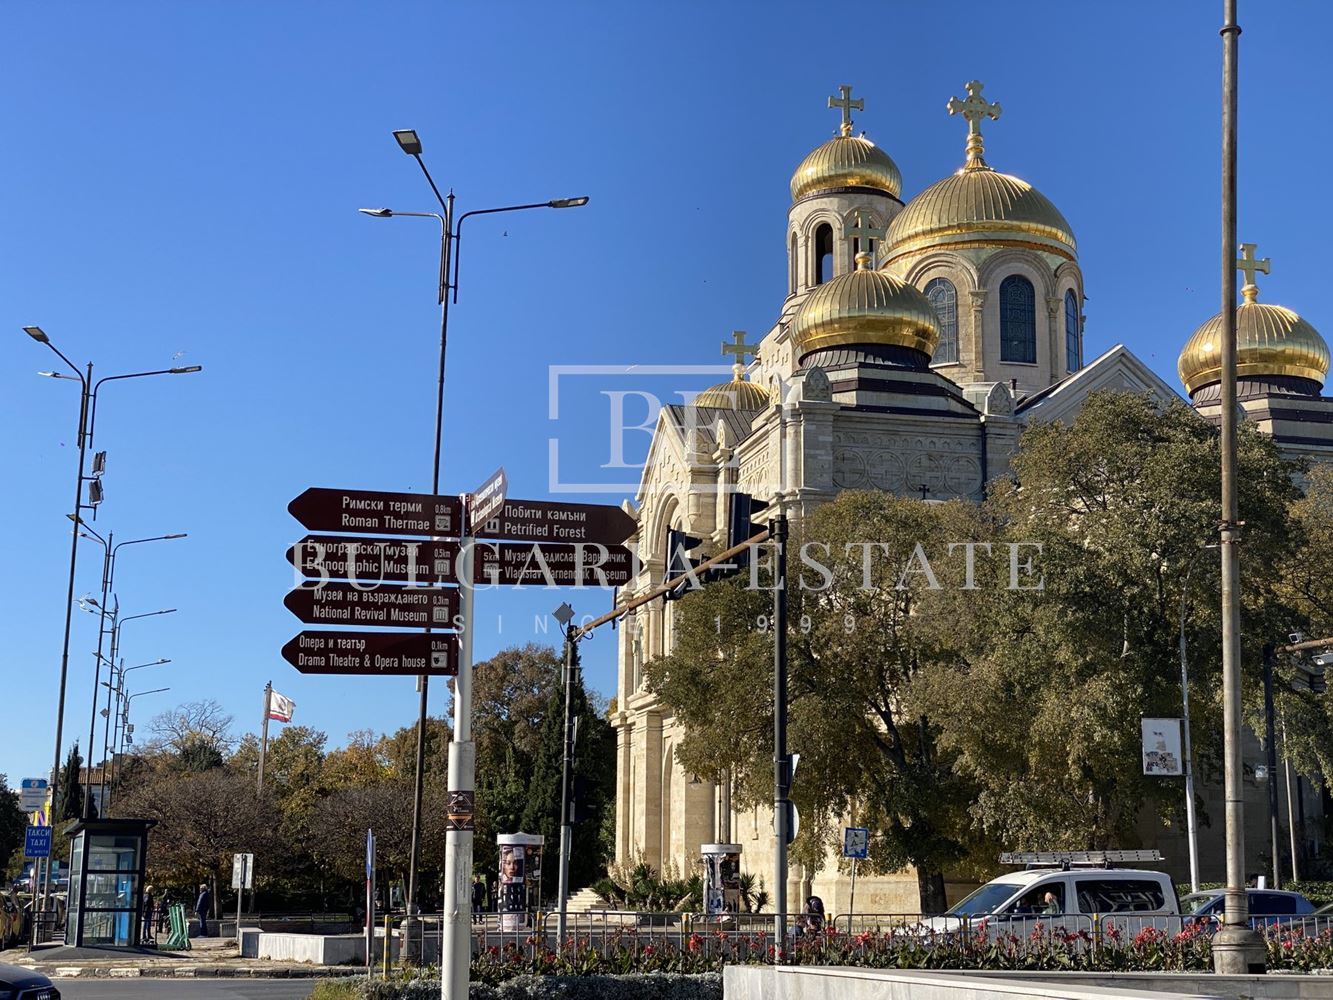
[349,908,1333,973]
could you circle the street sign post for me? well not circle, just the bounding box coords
[24,826,52,860]
[283,582,460,628]
[282,631,460,676]
[843,826,869,923]
[20,779,48,812]
[232,852,254,945]
[475,499,636,545]
[288,488,463,537]
[475,542,635,587]
[469,467,508,534]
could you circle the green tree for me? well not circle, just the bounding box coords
[55,745,87,822]
[0,775,26,880]
[518,640,617,896]
[911,392,1301,855]
[649,493,988,912]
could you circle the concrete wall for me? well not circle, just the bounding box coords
[725,967,1333,1000]
[724,967,1226,1000]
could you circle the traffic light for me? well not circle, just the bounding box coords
[725,492,769,574]
[663,528,704,602]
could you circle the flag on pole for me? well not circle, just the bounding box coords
[268,690,295,723]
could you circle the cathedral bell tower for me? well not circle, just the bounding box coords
[785,86,905,312]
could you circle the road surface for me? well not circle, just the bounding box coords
[55,979,323,999]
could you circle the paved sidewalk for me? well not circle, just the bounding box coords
[0,935,356,979]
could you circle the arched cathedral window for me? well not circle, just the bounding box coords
[999,274,1036,364]
[814,224,833,285]
[789,232,798,294]
[1065,289,1081,372]
[925,278,959,364]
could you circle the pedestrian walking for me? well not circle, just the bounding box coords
[142,885,156,944]
[195,882,212,937]
[472,877,487,916]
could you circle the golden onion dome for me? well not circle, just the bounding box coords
[883,166,1076,262]
[1178,284,1330,395]
[791,131,902,202]
[692,377,770,411]
[883,80,1075,263]
[790,252,939,361]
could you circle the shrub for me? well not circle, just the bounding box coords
[309,973,722,1000]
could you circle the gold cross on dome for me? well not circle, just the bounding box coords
[828,84,863,137]
[947,80,1002,169]
[721,330,759,369]
[1236,242,1271,302]
[845,211,886,251]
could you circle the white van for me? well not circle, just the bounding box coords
[917,851,1180,936]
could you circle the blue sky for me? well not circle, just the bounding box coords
[3,2,1329,783]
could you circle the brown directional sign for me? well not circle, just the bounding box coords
[289,536,635,588]
[283,582,460,628]
[469,467,507,534]
[475,499,637,545]
[283,630,459,676]
[474,542,636,587]
[288,536,463,585]
[288,488,463,537]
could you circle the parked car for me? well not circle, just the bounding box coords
[1181,889,1316,928]
[909,864,1179,939]
[0,962,60,999]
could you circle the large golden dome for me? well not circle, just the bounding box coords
[1178,292,1330,395]
[791,133,902,202]
[883,80,1075,264]
[790,252,939,361]
[883,166,1076,263]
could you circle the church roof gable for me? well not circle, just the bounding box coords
[1016,344,1183,424]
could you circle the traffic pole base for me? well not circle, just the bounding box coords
[1212,925,1267,974]
[401,908,420,965]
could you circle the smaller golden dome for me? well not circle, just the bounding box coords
[791,133,902,202]
[790,252,939,361]
[692,377,771,411]
[1178,292,1330,395]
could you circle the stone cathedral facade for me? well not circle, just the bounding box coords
[609,83,1333,912]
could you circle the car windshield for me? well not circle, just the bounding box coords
[949,881,1025,917]
[1181,893,1220,914]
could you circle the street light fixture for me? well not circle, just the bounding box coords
[361,128,587,970]
[76,529,186,817]
[24,322,203,876]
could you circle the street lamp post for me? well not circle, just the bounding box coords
[118,688,170,761]
[102,610,176,807]
[76,528,185,818]
[1178,542,1218,894]
[361,128,586,978]
[98,656,171,814]
[21,325,201,913]
[552,603,578,946]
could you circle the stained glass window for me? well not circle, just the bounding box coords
[925,278,959,364]
[1000,274,1036,364]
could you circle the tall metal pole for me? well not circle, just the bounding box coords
[1213,0,1264,973]
[772,511,789,949]
[257,682,272,794]
[406,195,453,958]
[83,533,113,819]
[442,527,476,1000]
[1263,644,1281,889]
[556,624,577,945]
[44,360,91,915]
